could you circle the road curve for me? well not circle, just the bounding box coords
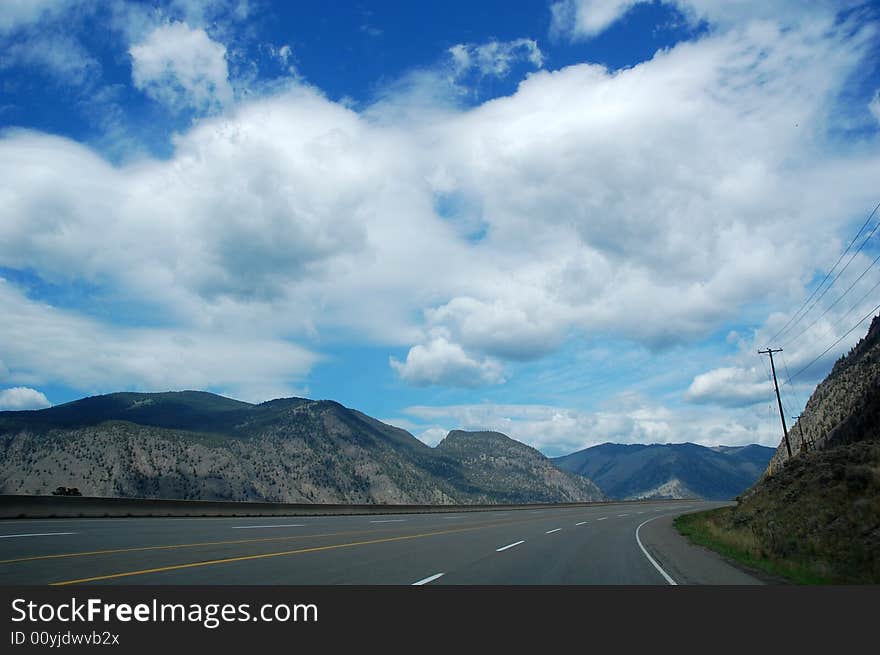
[0,500,761,585]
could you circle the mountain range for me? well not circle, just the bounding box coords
[553,442,774,500]
[0,392,603,504]
[0,390,776,503]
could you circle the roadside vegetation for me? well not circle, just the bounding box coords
[675,440,880,584]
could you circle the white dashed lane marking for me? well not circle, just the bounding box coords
[412,573,445,586]
[0,532,76,539]
[231,524,305,530]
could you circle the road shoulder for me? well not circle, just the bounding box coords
[638,510,766,585]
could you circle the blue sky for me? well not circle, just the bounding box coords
[1,0,879,455]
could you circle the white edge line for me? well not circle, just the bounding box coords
[545,528,562,534]
[496,540,525,552]
[575,521,587,526]
[635,516,677,586]
[232,524,305,529]
[412,572,445,586]
[370,519,407,523]
[0,532,76,539]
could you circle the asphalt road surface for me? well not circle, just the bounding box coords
[0,501,762,585]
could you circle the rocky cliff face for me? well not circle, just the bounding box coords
[0,393,604,504]
[769,314,880,471]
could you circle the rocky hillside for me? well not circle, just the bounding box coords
[436,431,603,504]
[0,392,604,505]
[770,314,880,470]
[680,316,880,583]
[553,442,773,500]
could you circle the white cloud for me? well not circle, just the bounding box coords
[448,38,544,79]
[684,366,771,408]
[390,337,505,387]
[0,279,317,402]
[0,33,99,87]
[550,0,863,41]
[404,395,779,455]
[1,8,878,400]
[871,90,880,125]
[0,0,82,34]
[0,387,51,411]
[129,21,233,113]
[550,0,641,40]
[425,296,569,361]
[688,247,880,414]
[416,427,449,447]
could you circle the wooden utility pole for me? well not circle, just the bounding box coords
[759,348,792,458]
[792,415,812,452]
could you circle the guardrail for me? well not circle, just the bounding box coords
[0,495,690,519]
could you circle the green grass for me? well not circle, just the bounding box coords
[674,508,834,585]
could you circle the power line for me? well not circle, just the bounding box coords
[768,200,880,343]
[783,302,880,386]
[780,350,806,412]
[826,276,880,335]
[783,251,880,348]
[775,213,880,342]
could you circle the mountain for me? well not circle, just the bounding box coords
[553,442,774,500]
[436,431,603,504]
[680,315,880,583]
[0,392,604,505]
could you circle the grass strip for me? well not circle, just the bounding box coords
[674,508,833,585]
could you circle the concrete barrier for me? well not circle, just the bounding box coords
[0,495,687,519]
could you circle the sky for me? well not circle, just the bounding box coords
[1,0,880,456]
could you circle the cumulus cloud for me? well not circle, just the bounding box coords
[129,21,233,113]
[425,296,568,361]
[390,337,505,387]
[0,387,52,411]
[1,5,878,400]
[684,366,771,408]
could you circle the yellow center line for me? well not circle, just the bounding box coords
[48,513,575,586]
[0,528,402,565]
[0,510,562,566]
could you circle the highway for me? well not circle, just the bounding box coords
[0,501,762,585]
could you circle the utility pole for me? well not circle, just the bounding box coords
[792,415,813,452]
[792,415,806,452]
[759,348,792,458]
